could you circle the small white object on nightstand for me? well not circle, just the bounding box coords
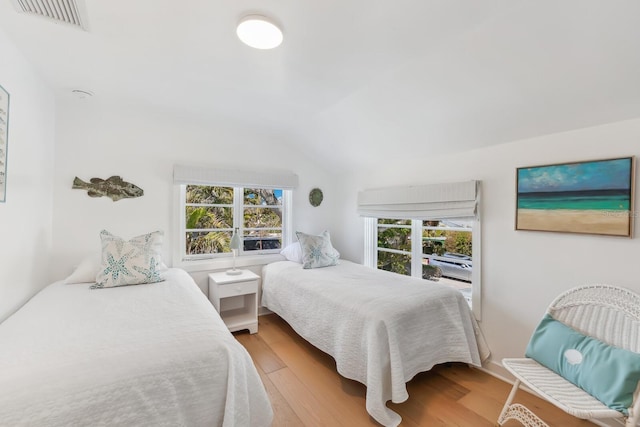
[226,228,242,275]
[208,270,259,334]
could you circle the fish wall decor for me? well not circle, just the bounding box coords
[72,176,144,201]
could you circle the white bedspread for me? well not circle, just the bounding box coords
[0,268,272,427]
[262,260,488,427]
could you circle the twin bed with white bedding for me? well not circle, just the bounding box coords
[262,259,489,427]
[0,268,272,427]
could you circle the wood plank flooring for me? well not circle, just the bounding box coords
[235,314,593,427]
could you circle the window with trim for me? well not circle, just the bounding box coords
[360,180,481,318]
[173,165,297,262]
[375,218,474,305]
[181,185,289,260]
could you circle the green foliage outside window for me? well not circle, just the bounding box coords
[377,219,411,276]
[185,186,282,256]
[376,219,472,278]
[422,222,472,257]
[243,188,282,242]
[446,231,472,255]
[378,252,411,276]
[185,186,233,255]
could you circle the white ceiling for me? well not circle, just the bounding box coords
[1,0,640,170]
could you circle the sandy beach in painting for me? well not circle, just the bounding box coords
[517,209,630,236]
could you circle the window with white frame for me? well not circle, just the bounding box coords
[183,185,287,258]
[174,165,297,261]
[374,218,474,303]
[360,180,481,318]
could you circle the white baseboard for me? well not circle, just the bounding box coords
[258,307,273,316]
[477,360,514,384]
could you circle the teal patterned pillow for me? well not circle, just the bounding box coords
[93,230,166,289]
[296,230,340,269]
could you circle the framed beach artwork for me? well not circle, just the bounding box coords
[516,157,635,237]
[0,84,8,203]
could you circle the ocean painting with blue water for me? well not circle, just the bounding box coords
[516,157,634,236]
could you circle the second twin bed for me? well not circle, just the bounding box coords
[262,259,489,427]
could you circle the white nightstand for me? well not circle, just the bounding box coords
[208,270,259,334]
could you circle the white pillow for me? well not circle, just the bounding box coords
[280,242,303,263]
[63,254,101,284]
[296,230,340,269]
[93,230,166,289]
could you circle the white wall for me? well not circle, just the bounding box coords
[0,28,55,322]
[335,117,640,376]
[51,99,339,285]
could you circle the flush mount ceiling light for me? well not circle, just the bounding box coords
[236,15,283,49]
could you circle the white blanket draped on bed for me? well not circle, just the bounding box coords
[262,260,489,427]
[0,268,272,427]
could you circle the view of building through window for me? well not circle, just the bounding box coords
[184,185,283,257]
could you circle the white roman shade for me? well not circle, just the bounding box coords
[173,165,298,189]
[357,180,479,220]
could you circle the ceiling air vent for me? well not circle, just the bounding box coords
[10,0,88,31]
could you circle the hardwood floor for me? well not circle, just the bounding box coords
[235,314,593,427]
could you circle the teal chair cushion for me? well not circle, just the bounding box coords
[526,314,640,415]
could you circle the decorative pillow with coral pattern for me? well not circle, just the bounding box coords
[296,230,340,269]
[93,230,166,289]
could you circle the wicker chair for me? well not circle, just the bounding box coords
[498,284,640,427]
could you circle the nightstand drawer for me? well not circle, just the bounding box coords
[217,280,258,298]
